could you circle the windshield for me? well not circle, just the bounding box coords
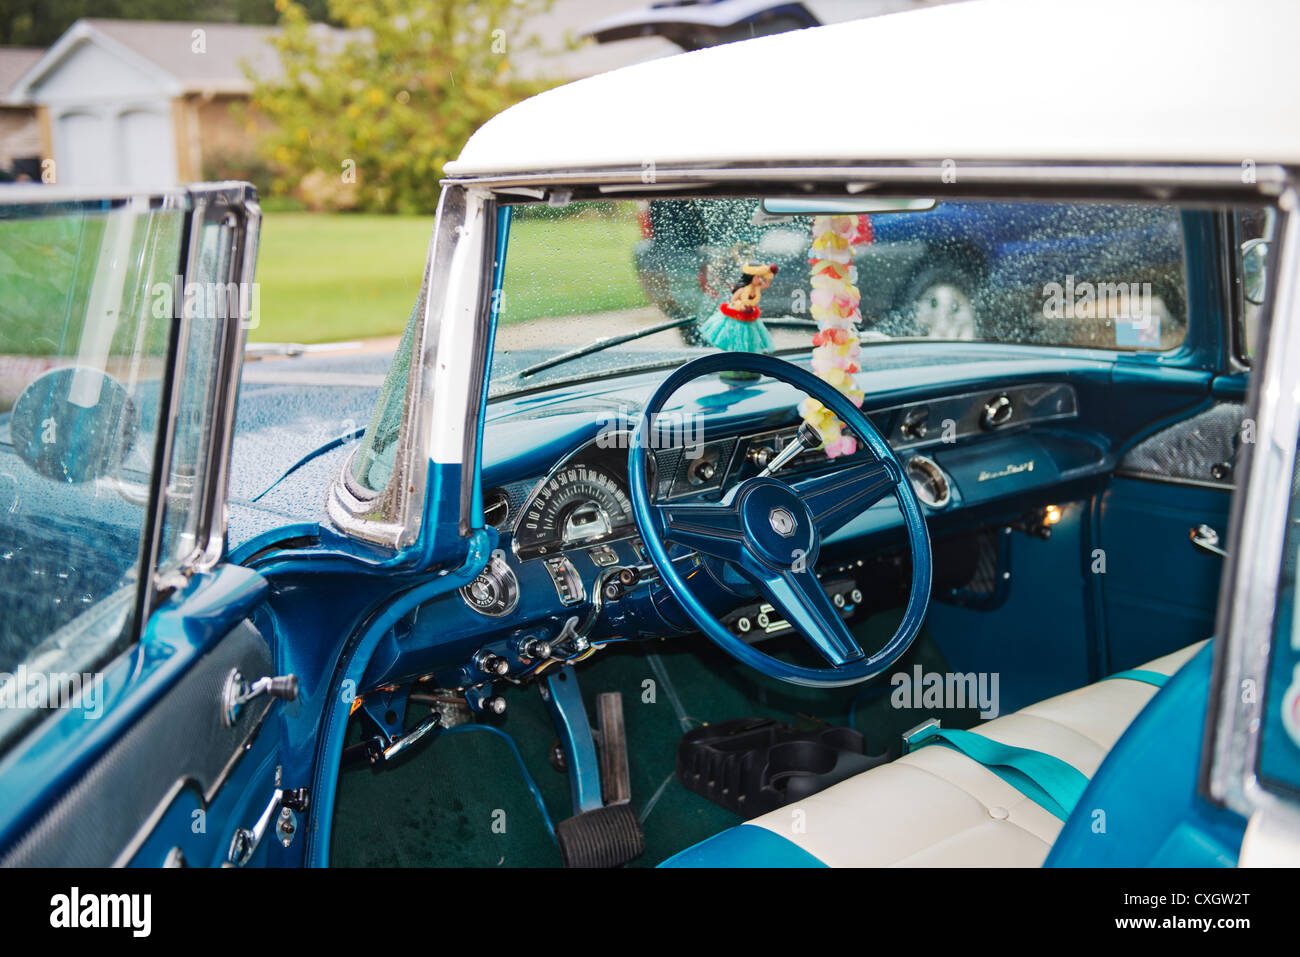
[488,196,1189,398]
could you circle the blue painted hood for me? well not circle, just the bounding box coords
[227,353,388,549]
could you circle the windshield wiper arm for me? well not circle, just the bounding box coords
[514,316,819,380]
[516,317,698,379]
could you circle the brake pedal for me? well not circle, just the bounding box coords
[540,672,644,866]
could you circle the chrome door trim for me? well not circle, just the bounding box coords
[143,184,261,613]
[1205,182,1300,820]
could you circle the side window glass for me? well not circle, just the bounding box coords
[0,198,185,750]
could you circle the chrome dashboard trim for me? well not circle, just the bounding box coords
[509,429,642,560]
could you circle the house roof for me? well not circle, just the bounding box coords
[6,4,679,107]
[447,0,1300,177]
[0,48,43,100]
[6,19,343,103]
[82,19,285,94]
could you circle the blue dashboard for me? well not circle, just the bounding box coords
[357,342,1216,697]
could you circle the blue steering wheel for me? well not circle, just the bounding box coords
[628,353,932,688]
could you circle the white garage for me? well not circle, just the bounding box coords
[5,18,280,189]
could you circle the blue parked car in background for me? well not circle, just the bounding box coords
[635,198,1187,344]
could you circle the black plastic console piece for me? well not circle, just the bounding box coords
[676,717,893,818]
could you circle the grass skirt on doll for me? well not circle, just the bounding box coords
[698,305,774,353]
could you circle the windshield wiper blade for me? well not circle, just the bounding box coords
[515,317,697,379]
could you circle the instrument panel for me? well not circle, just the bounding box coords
[494,381,1081,563]
[512,460,636,559]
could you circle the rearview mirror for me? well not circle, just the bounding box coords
[757,197,937,221]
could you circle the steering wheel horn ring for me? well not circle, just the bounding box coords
[628,352,932,688]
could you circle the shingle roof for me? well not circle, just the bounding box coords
[82,19,307,94]
[0,48,43,99]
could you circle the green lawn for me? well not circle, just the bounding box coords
[252,210,649,344]
[250,213,436,343]
[498,212,648,323]
[0,210,649,350]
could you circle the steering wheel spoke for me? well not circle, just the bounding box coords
[793,456,899,537]
[656,500,747,564]
[754,565,865,667]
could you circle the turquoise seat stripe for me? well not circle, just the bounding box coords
[1103,668,1169,688]
[659,824,827,868]
[919,728,1090,822]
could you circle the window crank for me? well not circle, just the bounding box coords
[221,669,299,727]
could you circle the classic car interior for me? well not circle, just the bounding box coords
[1,0,1293,873]
[309,192,1259,867]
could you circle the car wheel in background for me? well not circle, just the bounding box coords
[902,263,982,340]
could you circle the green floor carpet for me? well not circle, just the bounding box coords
[330,608,980,867]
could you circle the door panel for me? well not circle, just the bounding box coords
[1100,400,1242,669]
[0,619,275,866]
[0,185,270,866]
[1098,477,1230,671]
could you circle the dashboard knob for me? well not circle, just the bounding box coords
[748,445,774,468]
[475,652,509,676]
[485,696,507,715]
[900,407,930,441]
[460,553,520,617]
[982,394,1013,429]
[688,458,717,485]
[519,637,552,661]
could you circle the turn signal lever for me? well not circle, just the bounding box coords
[757,421,823,478]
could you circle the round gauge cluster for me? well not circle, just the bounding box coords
[513,463,635,559]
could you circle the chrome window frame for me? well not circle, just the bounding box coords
[327,185,499,549]
[1204,181,1300,829]
[327,161,1287,560]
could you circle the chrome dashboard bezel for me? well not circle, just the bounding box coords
[509,430,643,560]
[904,453,953,509]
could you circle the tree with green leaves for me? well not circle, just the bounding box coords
[0,0,332,46]
[248,0,555,214]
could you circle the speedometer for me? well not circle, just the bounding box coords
[514,463,635,559]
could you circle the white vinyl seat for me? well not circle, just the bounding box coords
[667,641,1205,868]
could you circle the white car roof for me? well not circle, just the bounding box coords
[446,0,1300,178]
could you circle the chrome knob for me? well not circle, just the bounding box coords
[982,394,1013,429]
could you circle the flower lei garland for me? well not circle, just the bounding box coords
[800,214,872,457]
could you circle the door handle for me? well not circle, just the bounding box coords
[1189,524,1227,558]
